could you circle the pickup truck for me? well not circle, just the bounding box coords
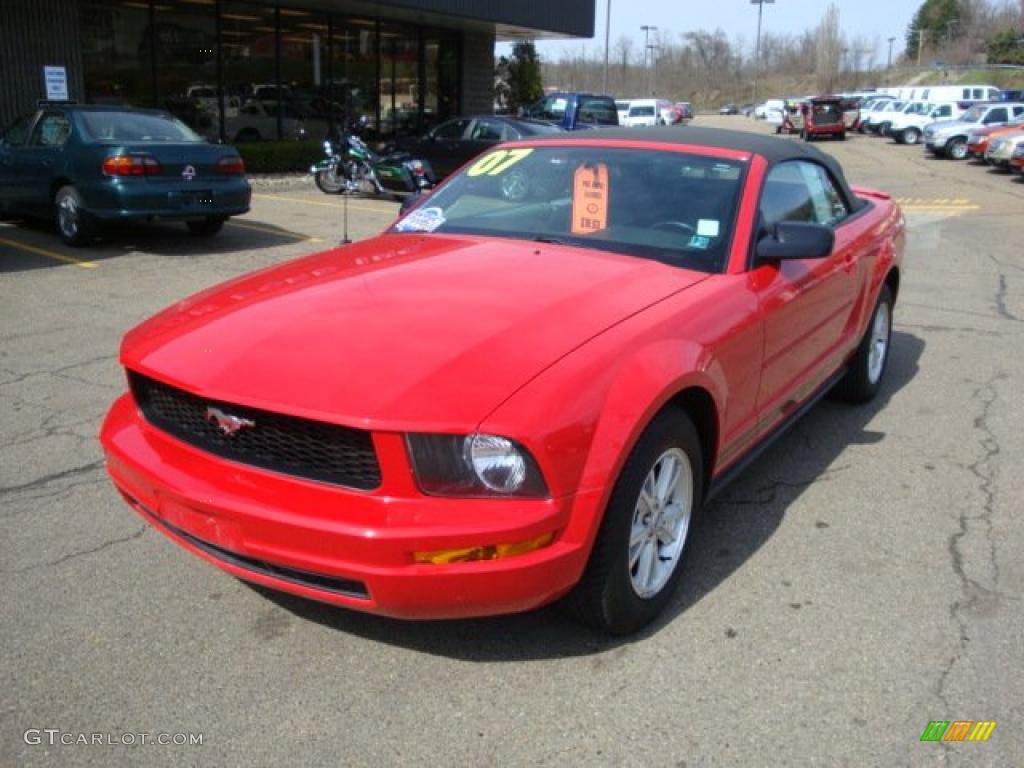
[523,92,619,130]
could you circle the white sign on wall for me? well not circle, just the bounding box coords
[44,66,69,100]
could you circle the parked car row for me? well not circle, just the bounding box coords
[854,92,1024,176]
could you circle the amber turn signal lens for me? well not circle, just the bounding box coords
[414,532,554,565]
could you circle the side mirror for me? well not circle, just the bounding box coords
[756,222,834,263]
[400,189,429,214]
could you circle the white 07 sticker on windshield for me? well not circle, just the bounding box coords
[466,148,534,177]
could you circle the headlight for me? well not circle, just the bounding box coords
[406,433,548,497]
[1013,145,1024,158]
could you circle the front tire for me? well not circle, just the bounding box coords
[55,185,96,247]
[835,284,893,403]
[561,408,703,635]
[314,168,347,194]
[901,127,920,145]
[946,138,968,160]
[186,216,226,236]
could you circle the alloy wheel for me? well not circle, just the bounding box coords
[867,300,891,385]
[628,447,693,599]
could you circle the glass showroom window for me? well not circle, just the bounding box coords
[329,17,379,138]
[81,0,154,108]
[423,29,460,131]
[221,1,278,141]
[379,21,420,141]
[153,0,218,136]
[278,7,331,142]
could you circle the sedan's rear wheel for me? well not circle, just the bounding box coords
[55,185,96,247]
[561,408,703,634]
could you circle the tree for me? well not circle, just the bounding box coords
[496,41,544,113]
[987,27,1024,64]
[905,0,963,61]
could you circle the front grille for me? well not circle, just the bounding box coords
[129,372,381,490]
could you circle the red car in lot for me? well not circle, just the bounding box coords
[101,128,904,634]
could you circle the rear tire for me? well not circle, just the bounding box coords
[54,185,96,247]
[186,216,226,236]
[561,408,703,635]
[835,284,893,403]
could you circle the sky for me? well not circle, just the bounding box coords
[498,0,923,64]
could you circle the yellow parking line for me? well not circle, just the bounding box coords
[253,192,396,215]
[0,237,97,268]
[228,220,323,243]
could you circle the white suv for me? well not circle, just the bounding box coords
[889,102,963,145]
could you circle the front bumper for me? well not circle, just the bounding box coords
[100,394,597,619]
[81,178,251,221]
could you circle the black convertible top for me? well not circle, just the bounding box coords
[529,126,865,210]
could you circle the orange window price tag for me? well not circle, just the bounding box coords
[571,163,609,235]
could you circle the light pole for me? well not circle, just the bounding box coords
[602,0,612,94]
[886,36,896,69]
[751,0,775,106]
[647,43,660,95]
[641,24,658,94]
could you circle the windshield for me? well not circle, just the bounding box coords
[78,111,204,143]
[390,146,745,274]
[961,106,985,122]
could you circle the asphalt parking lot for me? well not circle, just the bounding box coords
[3,116,1022,766]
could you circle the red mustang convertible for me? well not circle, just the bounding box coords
[101,128,904,634]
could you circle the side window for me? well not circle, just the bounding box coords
[432,118,470,140]
[962,88,971,100]
[983,108,1007,124]
[1013,106,1024,118]
[972,88,984,99]
[760,162,849,232]
[2,114,34,147]
[469,119,503,142]
[30,113,72,148]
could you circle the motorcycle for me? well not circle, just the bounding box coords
[311,117,435,198]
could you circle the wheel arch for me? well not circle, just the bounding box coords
[885,266,900,304]
[50,177,74,205]
[663,385,720,496]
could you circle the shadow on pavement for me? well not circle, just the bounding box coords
[0,215,315,273]
[257,330,925,661]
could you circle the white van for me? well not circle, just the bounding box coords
[615,100,632,124]
[892,84,1000,103]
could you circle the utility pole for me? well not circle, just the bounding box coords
[751,0,775,106]
[640,25,657,95]
[648,43,660,95]
[917,27,924,66]
[602,0,611,94]
[887,36,896,69]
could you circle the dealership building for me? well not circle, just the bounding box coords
[0,0,592,142]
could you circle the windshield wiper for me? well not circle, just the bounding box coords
[531,236,568,245]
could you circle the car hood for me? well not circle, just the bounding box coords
[121,233,708,430]
[927,119,977,133]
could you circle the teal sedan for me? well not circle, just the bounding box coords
[0,105,251,246]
